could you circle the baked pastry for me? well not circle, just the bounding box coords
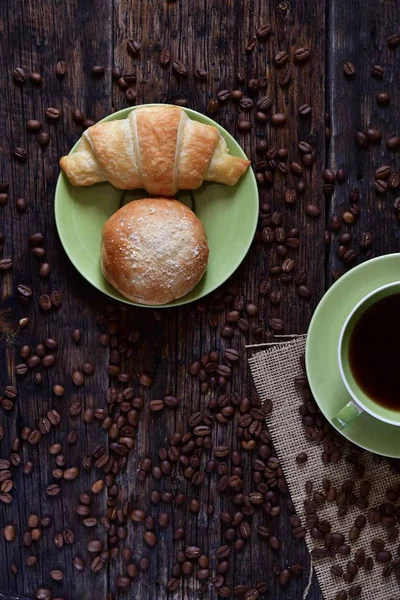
[101,198,209,304]
[60,105,250,196]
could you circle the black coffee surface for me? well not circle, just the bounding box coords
[349,293,400,410]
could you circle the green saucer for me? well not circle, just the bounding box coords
[306,254,400,458]
[54,105,258,308]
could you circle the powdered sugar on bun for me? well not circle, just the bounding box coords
[101,198,209,305]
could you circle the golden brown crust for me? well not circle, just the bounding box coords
[178,119,220,189]
[59,106,250,194]
[135,106,182,196]
[86,120,142,189]
[204,136,251,185]
[59,137,106,186]
[101,198,209,305]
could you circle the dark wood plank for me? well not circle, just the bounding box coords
[0,1,112,598]
[327,0,400,281]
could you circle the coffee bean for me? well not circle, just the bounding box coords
[28,71,41,84]
[299,103,312,116]
[388,33,400,48]
[387,136,400,151]
[235,67,246,84]
[143,530,157,546]
[295,47,310,62]
[389,173,400,189]
[245,36,256,52]
[126,88,137,102]
[0,257,13,271]
[110,66,122,80]
[13,66,26,83]
[330,564,343,577]
[156,49,171,68]
[46,484,60,496]
[336,543,350,555]
[72,109,85,124]
[185,545,200,559]
[365,127,381,144]
[343,61,355,77]
[172,60,187,76]
[26,119,42,133]
[269,536,281,550]
[87,539,103,553]
[239,97,253,110]
[333,170,345,185]
[257,23,272,38]
[255,112,268,125]
[38,132,50,146]
[296,452,308,464]
[311,546,327,559]
[46,107,60,121]
[371,64,384,78]
[256,96,273,112]
[275,50,289,65]
[227,90,243,104]
[239,522,251,538]
[377,91,390,105]
[305,204,321,217]
[304,154,316,171]
[0,193,8,206]
[117,76,129,91]
[90,65,105,77]
[297,142,312,157]
[14,147,27,161]
[3,525,15,541]
[269,318,283,332]
[376,165,392,180]
[26,555,37,567]
[376,550,392,563]
[279,569,291,586]
[355,132,368,148]
[244,591,259,600]
[375,179,388,194]
[271,113,286,126]
[217,89,229,102]
[50,569,64,581]
[55,61,66,77]
[279,70,292,86]
[35,588,52,600]
[207,99,219,116]
[126,39,141,56]
[348,585,361,598]
[256,139,268,154]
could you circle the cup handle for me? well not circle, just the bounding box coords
[331,399,363,431]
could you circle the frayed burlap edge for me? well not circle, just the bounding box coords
[249,337,399,600]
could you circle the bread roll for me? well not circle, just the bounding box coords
[101,198,209,305]
[60,105,251,195]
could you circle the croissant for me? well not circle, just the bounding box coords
[59,105,250,196]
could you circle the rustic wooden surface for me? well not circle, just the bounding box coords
[0,0,399,599]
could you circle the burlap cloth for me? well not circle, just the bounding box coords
[249,337,399,600]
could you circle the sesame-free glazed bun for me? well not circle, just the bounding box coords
[101,198,209,305]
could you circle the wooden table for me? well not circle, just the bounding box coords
[0,0,399,598]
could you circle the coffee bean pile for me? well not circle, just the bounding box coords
[0,300,307,598]
[292,360,400,599]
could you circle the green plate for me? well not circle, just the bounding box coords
[306,254,400,458]
[54,104,258,307]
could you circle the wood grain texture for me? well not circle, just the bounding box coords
[2,0,397,598]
